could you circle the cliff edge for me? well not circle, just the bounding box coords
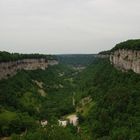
[0,52,58,80]
[110,39,140,73]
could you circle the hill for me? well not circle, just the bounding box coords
[56,54,96,66]
[0,64,81,139]
[76,59,140,140]
[111,39,140,51]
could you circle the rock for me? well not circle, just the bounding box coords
[0,59,58,80]
[66,114,78,126]
[110,49,140,74]
[58,120,68,127]
[41,120,48,127]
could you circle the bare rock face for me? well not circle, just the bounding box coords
[110,49,140,74]
[0,59,58,80]
[96,54,109,58]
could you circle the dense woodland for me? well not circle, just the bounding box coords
[0,51,56,62]
[0,49,140,140]
[76,59,140,140]
[111,39,140,51]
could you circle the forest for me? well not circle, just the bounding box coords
[56,54,96,66]
[0,50,140,140]
[111,39,140,51]
[0,51,56,62]
[76,59,140,140]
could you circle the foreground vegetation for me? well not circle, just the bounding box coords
[0,63,81,138]
[77,59,140,140]
[1,54,140,140]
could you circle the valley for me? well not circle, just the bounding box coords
[0,54,95,140]
[0,40,140,140]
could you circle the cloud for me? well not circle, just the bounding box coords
[0,0,140,54]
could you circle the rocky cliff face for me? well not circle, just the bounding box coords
[0,58,58,80]
[96,54,109,58]
[110,49,140,74]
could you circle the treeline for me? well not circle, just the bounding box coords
[0,51,56,62]
[111,39,140,51]
[98,39,140,54]
[98,50,110,55]
[56,54,96,66]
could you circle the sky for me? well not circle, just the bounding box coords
[0,0,140,54]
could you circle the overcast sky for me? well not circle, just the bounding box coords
[0,0,140,54]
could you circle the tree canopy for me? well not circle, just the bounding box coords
[0,51,56,62]
[111,39,140,51]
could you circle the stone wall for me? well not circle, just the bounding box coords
[110,49,140,74]
[0,59,58,80]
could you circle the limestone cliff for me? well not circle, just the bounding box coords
[0,58,58,80]
[110,49,140,74]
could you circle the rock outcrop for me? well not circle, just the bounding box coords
[110,49,140,74]
[0,58,58,80]
[96,54,109,58]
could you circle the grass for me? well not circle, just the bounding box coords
[0,110,17,122]
[80,101,95,117]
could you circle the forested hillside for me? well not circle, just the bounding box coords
[0,64,83,139]
[0,53,140,140]
[76,59,140,140]
[57,54,96,66]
